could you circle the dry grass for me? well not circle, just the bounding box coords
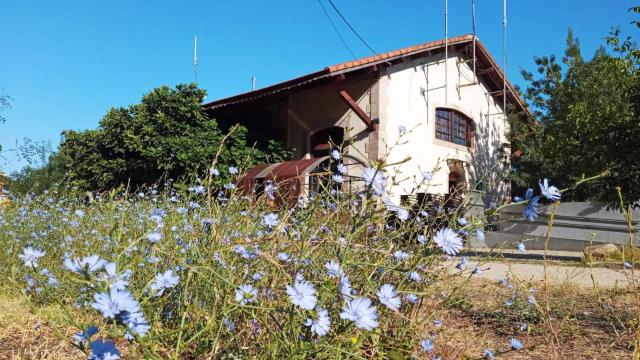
[0,281,636,359]
[428,279,636,359]
[0,291,80,360]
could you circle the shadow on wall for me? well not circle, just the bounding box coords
[467,113,509,208]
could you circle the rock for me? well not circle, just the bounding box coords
[583,244,619,260]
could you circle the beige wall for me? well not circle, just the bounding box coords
[286,74,375,170]
[380,49,511,203]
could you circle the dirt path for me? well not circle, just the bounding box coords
[447,259,635,288]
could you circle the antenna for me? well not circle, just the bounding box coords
[502,0,507,119]
[472,0,476,83]
[193,35,199,84]
[444,0,448,105]
[251,76,256,91]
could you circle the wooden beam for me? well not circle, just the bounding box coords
[337,90,375,131]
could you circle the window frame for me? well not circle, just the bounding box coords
[434,108,474,147]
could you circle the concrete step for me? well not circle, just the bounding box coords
[459,247,584,262]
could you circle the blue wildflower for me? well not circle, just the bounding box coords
[102,262,131,290]
[338,275,353,299]
[72,325,98,346]
[434,228,463,255]
[340,297,378,330]
[483,349,496,359]
[456,256,469,270]
[150,269,179,296]
[417,234,428,244]
[286,280,318,310]
[223,318,235,332]
[277,252,290,262]
[147,230,163,243]
[325,261,344,278]
[510,338,523,350]
[362,167,386,196]
[122,311,150,339]
[407,271,422,282]
[19,247,45,268]
[262,213,278,229]
[421,338,434,352]
[539,178,561,201]
[398,125,407,135]
[518,242,526,253]
[193,185,206,195]
[91,288,140,319]
[228,166,239,175]
[88,339,120,360]
[305,308,331,336]
[331,149,341,160]
[393,250,410,261]
[421,170,434,181]
[64,255,105,275]
[377,284,401,311]
[235,284,258,305]
[406,293,419,304]
[519,188,541,221]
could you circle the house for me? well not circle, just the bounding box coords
[202,34,528,204]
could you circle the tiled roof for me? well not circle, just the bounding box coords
[327,34,473,72]
[202,34,528,115]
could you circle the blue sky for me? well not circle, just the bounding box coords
[0,0,636,172]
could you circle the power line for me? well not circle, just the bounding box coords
[317,0,357,59]
[326,0,377,55]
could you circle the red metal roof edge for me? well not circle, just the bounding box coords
[202,34,529,115]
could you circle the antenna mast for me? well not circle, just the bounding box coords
[193,35,199,84]
[502,0,507,119]
[444,0,448,105]
[472,0,476,83]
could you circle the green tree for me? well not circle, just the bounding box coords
[510,25,640,206]
[50,83,291,192]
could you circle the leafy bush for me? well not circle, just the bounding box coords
[13,83,293,193]
[510,26,640,206]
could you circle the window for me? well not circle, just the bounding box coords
[435,108,474,147]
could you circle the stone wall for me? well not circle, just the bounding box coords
[476,202,640,251]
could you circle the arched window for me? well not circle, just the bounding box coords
[435,108,474,147]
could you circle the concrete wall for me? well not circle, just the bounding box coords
[380,49,511,203]
[481,202,640,251]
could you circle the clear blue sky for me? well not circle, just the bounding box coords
[0,0,636,172]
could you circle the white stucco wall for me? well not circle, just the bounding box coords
[381,49,511,203]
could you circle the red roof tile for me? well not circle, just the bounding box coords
[202,34,528,115]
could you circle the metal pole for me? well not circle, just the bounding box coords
[503,0,507,118]
[444,0,448,105]
[193,35,198,84]
[472,0,476,83]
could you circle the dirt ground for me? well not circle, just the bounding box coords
[426,278,637,359]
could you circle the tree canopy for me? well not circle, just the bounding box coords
[509,23,640,206]
[18,83,292,192]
